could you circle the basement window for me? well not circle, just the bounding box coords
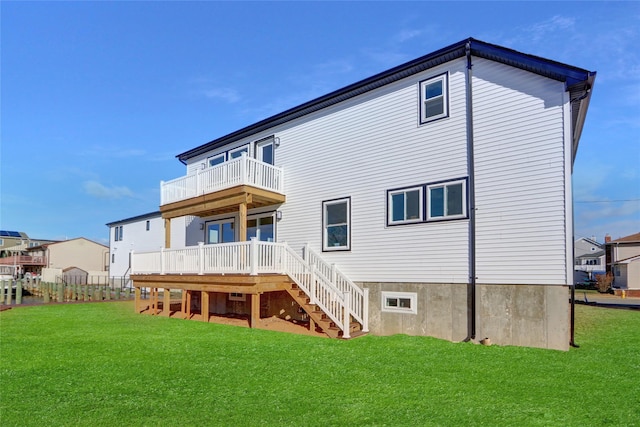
[381,291,417,314]
[229,293,245,301]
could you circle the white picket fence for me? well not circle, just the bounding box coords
[160,154,284,205]
[131,239,368,338]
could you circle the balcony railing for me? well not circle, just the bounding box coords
[0,255,47,266]
[160,154,284,206]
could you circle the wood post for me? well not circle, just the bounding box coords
[186,291,192,319]
[250,293,260,328]
[239,202,247,242]
[163,288,171,317]
[201,291,210,322]
[164,218,171,248]
[135,287,141,313]
[181,290,187,318]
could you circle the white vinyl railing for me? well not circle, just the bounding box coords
[131,239,368,338]
[303,244,369,332]
[160,154,284,205]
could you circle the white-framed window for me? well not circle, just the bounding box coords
[247,213,275,242]
[427,180,466,220]
[207,153,226,167]
[255,138,274,165]
[205,218,235,244]
[388,187,423,225]
[229,145,249,159]
[419,73,448,124]
[114,226,123,242]
[323,197,351,251]
[111,254,115,264]
[229,292,245,301]
[0,239,3,246]
[381,291,417,314]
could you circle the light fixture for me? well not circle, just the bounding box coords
[199,223,205,230]
[274,137,281,147]
[276,210,283,220]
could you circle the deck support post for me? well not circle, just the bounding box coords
[164,218,171,248]
[162,288,171,317]
[239,202,247,242]
[250,293,260,328]
[185,291,192,319]
[135,287,141,313]
[181,290,187,318]
[202,291,210,322]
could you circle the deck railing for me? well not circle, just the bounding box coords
[0,255,47,266]
[160,154,284,205]
[131,240,367,338]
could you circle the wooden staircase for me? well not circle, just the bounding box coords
[286,283,365,339]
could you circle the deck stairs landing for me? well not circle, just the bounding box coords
[286,283,365,339]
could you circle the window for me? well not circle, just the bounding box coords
[0,239,3,246]
[229,292,245,301]
[255,138,274,165]
[111,254,115,264]
[207,153,225,167]
[427,180,466,220]
[247,214,275,242]
[323,197,351,251]
[206,219,235,244]
[229,145,249,159]
[388,187,423,224]
[114,226,123,242]
[146,220,150,231]
[419,73,448,123]
[381,291,417,314]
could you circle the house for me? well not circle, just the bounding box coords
[26,238,109,282]
[127,38,595,350]
[0,230,57,277]
[605,232,640,296]
[574,237,605,284]
[106,212,166,280]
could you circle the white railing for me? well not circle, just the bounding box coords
[131,240,369,338]
[303,244,369,332]
[160,154,284,205]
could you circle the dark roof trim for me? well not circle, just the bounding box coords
[106,211,162,227]
[178,37,596,163]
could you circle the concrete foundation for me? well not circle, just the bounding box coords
[362,282,570,351]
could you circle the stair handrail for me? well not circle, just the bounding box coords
[303,244,367,331]
[281,243,347,334]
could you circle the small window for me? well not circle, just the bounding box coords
[114,226,123,242]
[388,187,423,224]
[111,254,115,264]
[419,73,448,123]
[323,197,351,251]
[0,239,3,245]
[229,292,245,301]
[207,153,225,167]
[146,220,150,231]
[229,145,249,159]
[427,180,466,220]
[381,291,417,314]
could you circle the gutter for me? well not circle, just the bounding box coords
[465,42,477,341]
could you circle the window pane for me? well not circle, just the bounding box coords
[425,98,444,117]
[327,225,347,247]
[425,80,443,99]
[258,216,274,242]
[247,219,258,240]
[430,187,444,217]
[208,155,225,167]
[230,147,248,159]
[386,298,398,307]
[260,142,274,165]
[399,298,412,308]
[391,193,405,222]
[222,222,234,243]
[207,224,220,244]
[327,202,347,225]
[406,190,420,220]
[447,183,463,216]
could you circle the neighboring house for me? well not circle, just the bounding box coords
[574,237,605,283]
[106,212,167,278]
[0,231,58,276]
[27,238,109,276]
[127,38,595,350]
[605,232,640,296]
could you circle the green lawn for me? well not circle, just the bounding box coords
[1,301,638,426]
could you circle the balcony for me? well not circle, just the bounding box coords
[0,255,47,266]
[160,155,285,220]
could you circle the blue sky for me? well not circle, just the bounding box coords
[1,1,639,245]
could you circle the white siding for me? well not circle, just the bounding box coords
[472,58,569,285]
[109,215,164,277]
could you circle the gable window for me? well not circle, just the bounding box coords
[323,197,351,251]
[207,153,225,167]
[381,291,417,314]
[255,138,274,165]
[419,73,448,123]
[427,180,466,220]
[388,187,423,224]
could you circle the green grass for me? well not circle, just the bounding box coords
[1,302,639,426]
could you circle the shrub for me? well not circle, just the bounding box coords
[594,272,613,293]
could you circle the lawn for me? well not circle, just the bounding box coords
[1,301,638,426]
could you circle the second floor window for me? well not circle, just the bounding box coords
[419,73,449,124]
